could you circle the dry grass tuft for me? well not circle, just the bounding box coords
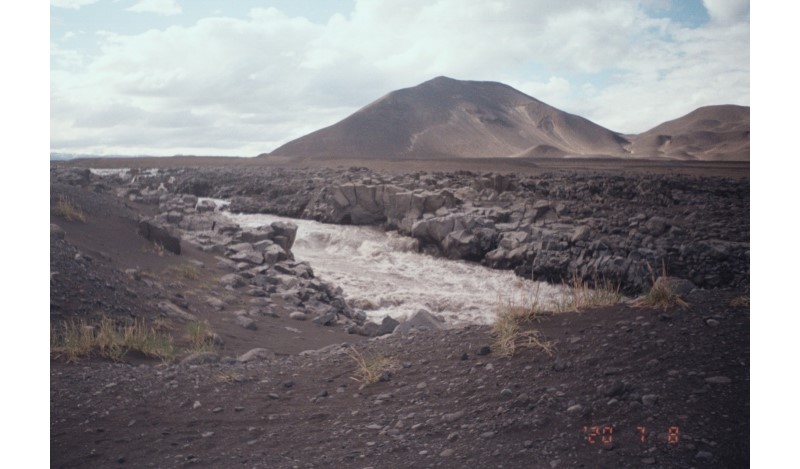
[185,320,216,352]
[347,347,400,385]
[554,273,622,313]
[215,372,244,384]
[634,263,688,311]
[168,263,201,281]
[729,295,750,307]
[52,196,86,222]
[121,319,176,360]
[51,316,175,362]
[493,306,555,358]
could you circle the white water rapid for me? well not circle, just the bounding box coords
[226,212,568,326]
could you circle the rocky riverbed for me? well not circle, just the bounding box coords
[164,166,749,294]
[50,162,749,468]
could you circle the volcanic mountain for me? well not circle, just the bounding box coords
[629,105,750,161]
[267,76,631,159]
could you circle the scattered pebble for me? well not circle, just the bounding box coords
[642,394,659,406]
[695,450,714,461]
[705,376,732,384]
[566,404,583,414]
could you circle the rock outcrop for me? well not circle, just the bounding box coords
[52,165,750,295]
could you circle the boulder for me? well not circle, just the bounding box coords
[180,352,219,366]
[237,348,274,363]
[653,276,695,297]
[270,221,298,251]
[229,250,264,265]
[644,217,670,236]
[571,225,592,243]
[376,316,400,336]
[196,199,217,213]
[157,301,197,322]
[394,309,446,334]
[138,220,181,255]
[219,273,246,288]
[51,223,65,239]
[235,315,258,330]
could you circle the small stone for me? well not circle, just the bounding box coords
[642,394,659,406]
[439,449,454,457]
[289,311,307,321]
[180,352,219,366]
[442,411,464,423]
[550,460,560,468]
[500,388,513,398]
[416,382,427,389]
[705,318,720,327]
[566,404,583,414]
[235,316,257,330]
[523,440,533,448]
[646,358,659,367]
[641,457,657,465]
[460,353,469,360]
[268,393,279,399]
[477,345,491,355]
[446,431,459,441]
[212,407,223,413]
[485,363,494,371]
[552,360,568,372]
[201,431,214,438]
[192,401,202,409]
[283,381,294,388]
[317,390,329,398]
[480,431,495,439]
[705,376,732,384]
[695,450,713,461]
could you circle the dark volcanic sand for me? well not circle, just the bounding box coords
[50,159,749,468]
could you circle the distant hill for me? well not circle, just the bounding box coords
[628,105,750,161]
[267,76,631,159]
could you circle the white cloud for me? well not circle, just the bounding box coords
[51,0,99,9]
[703,0,749,24]
[51,0,750,155]
[126,0,182,16]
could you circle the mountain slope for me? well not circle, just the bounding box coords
[268,76,631,159]
[629,105,750,161]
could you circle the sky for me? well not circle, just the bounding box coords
[49,0,750,157]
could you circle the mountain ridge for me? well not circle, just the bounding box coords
[266,77,749,161]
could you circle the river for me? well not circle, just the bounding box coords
[225,212,567,326]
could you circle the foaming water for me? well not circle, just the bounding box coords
[226,213,568,326]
